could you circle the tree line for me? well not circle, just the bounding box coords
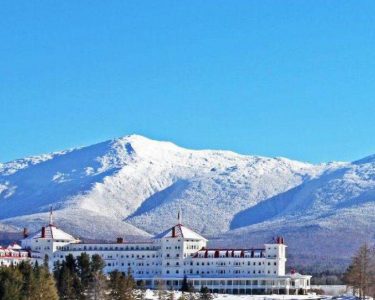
[1,253,214,300]
[0,260,58,300]
[52,253,213,300]
[343,243,375,299]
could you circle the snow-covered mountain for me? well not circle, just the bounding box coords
[225,156,375,266]
[0,135,373,266]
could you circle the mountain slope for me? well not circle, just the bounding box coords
[230,158,375,229]
[0,134,374,266]
[226,159,375,266]
[0,135,324,238]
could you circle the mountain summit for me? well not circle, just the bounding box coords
[1,135,374,266]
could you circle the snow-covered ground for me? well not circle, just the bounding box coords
[143,289,356,300]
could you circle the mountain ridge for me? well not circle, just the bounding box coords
[0,134,374,266]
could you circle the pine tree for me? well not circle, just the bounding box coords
[181,275,189,292]
[60,265,78,299]
[0,266,23,300]
[109,270,123,300]
[77,252,91,290]
[187,282,195,294]
[109,270,136,300]
[32,264,59,300]
[54,255,84,300]
[43,254,50,270]
[199,286,213,300]
[91,254,106,274]
[18,261,35,299]
[89,254,107,300]
[124,268,136,300]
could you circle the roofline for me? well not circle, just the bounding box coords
[153,223,207,241]
[198,248,265,251]
[76,241,155,245]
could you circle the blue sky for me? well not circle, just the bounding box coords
[1,1,375,163]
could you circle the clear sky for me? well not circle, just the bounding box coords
[1,1,375,163]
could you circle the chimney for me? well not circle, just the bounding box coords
[41,226,46,238]
[172,226,176,237]
[116,237,123,244]
[23,228,29,238]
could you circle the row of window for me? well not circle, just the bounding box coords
[189,261,277,266]
[164,269,278,275]
[165,246,181,250]
[33,246,50,251]
[62,245,159,251]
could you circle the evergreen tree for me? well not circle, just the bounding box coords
[109,269,136,300]
[53,253,107,300]
[65,254,78,274]
[109,270,124,300]
[32,264,59,300]
[18,261,35,299]
[77,252,91,290]
[0,266,23,300]
[43,254,49,270]
[199,287,213,300]
[91,254,106,274]
[54,255,84,300]
[124,268,136,300]
[187,282,195,294]
[60,264,79,299]
[181,275,189,292]
[89,254,107,300]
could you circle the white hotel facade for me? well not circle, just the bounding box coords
[20,212,311,295]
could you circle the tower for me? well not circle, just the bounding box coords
[264,236,287,276]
